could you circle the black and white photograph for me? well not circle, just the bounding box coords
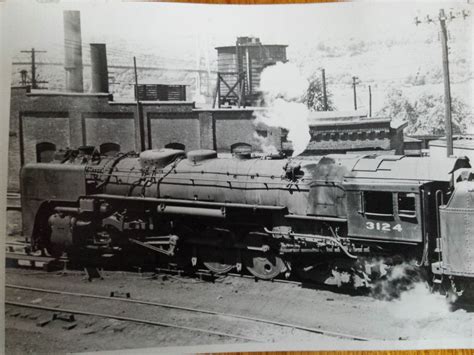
[1,0,473,353]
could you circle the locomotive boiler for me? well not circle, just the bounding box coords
[20,146,474,292]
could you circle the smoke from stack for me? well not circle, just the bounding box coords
[254,62,310,157]
[63,10,84,92]
[90,43,109,93]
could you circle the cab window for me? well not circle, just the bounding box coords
[398,192,416,217]
[363,191,393,215]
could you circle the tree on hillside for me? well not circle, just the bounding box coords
[377,89,418,128]
[304,73,336,111]
[377,89,472,135]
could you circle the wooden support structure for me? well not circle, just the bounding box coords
[214,72,247,108]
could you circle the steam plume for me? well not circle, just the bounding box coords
[255,62,310,157]
[371,261,453,320]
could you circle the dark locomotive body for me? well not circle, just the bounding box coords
[20,146,474,289]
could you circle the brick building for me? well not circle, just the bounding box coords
[302,111,406,155]
[7,86,280,192]
[8,88,408,193]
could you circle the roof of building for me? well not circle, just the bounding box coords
[404,137,422,143]
[26,90,110,98]
[429,135,474,150]
[308,111,407,131]
[308,110,368,121]
[215,44,288,50]
[110,101,195,106]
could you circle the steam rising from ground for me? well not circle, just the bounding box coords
[255,62,310,156]
[371,261,453,320]
[389,283,451,319]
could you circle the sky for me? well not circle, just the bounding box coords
[1,0,472,116]
[2,0,472,63]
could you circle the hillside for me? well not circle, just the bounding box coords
[11,30,473,132]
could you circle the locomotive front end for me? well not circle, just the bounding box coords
[21,163,88,254]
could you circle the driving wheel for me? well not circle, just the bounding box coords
[243,232,285,280]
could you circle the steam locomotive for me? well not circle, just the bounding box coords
[21,146,474,293]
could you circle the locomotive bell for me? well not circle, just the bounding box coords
[284,161,302,180]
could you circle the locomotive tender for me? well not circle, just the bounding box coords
[21,146,474,291]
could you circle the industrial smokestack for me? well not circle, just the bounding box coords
[63,10,84,92]
[90,43,109,93]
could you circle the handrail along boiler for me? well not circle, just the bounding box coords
[20,146,474,290]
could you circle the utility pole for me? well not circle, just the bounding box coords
[439,9,453,157]
[321,68,328,111]
[352,76,359,110]
[133,57,146,152]
[415,8,470,157]
[368,85,372,117]
[20,48,48,89]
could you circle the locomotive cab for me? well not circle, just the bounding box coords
[344,183,424,244]
[342,155,470,246]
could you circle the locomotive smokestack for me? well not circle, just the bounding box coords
[90,43,109,93]
[63,10,84,92]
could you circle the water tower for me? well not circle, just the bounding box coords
[214,37,287,107]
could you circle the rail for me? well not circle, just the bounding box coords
[6,301,259,342]
[6,284,370,341]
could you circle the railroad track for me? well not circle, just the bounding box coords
[6,301,259,343]
[6,284,371,342]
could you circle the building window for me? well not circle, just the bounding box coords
[398,192,417,217]
[363,191,393,215]
[36,142,56,162]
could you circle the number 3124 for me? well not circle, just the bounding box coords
[366,222,402,232]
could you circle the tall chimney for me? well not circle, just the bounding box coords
[90,43,109,93]
[63,10,84,92]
